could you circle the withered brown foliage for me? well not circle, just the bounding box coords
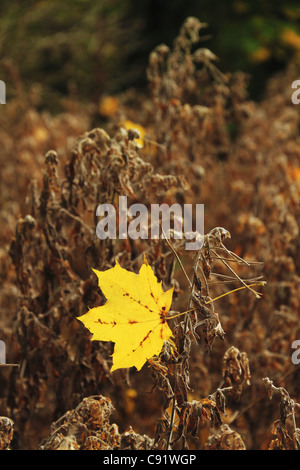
[0,17,299,450]
[38,395,153,450]
[0,416,14,450]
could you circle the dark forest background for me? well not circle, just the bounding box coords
[1,0,300,110]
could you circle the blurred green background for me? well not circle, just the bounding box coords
[1,0,300,110]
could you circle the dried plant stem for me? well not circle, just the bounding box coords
[210,248,262,298]
[206,282,266,303]
[161,227,192,288]
[166,396,176,450]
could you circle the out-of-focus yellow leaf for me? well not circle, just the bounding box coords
[99,96,119,117]
[121,119,146,148]
[250,47,271,63]
[281,28,300,50]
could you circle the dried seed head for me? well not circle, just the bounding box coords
[0,417,14,450]
[45,149,58,166]
[181,17,207,43]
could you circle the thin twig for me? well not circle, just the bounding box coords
[166,396,176,450]
[161,226,192,289]
[0,364,19,368]
[211,248,262,298]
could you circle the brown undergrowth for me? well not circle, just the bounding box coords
[0,18,299,450]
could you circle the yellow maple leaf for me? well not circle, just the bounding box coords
[77,259,174,372]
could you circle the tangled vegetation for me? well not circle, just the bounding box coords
[0,17,299,450]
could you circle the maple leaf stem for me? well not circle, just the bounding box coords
[166,308,195,320]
